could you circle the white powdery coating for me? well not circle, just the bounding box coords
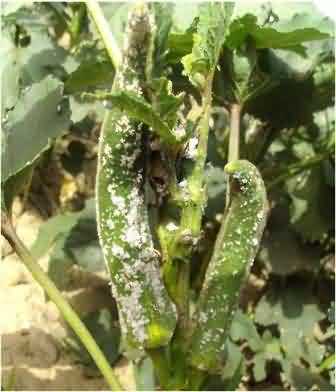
[143,261,168,310]
[111,194,126,210]
[166,222,178,231]
[185,137,199,159]
[104,144,112,156]
[191,164,267,367]
[123,225,142,244]
[111,244,129,260]
[118,279,148,344]
[174,122,186,139]
[97,4,177,348]
[106,218,115,230]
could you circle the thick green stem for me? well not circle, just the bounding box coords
[1,211,123,391]
[175,262,190,330]
[85,0,122,69]
[166,76,214,389]
[172,273,190,387]
[226,103,242,207]
[179,77,213,238]
[146,347,170,389]
[188,367,207,390]
[228,103,242,163]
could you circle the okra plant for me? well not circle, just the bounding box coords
[2,1,333,391]
[94,2,268,390]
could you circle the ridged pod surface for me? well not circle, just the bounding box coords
[189,160,268,371]
[96,4,177,349]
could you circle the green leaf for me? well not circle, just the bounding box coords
[48,236,75,291]
[273,8,334,35]
[83,91,180,145]
[221,339,244,383]
[151,3,174,77]
[2,76,70,183]
[255,279,325,364]
[30,199,106,290]
[64,60,114,94]
[172,3,199,32]
[245,73,315,130]
[286,166,333,243]
[150,77,185,129]
[226,13,329,51]
[2,2,59,31]
[1,29,66,110]
[30,209,83,260]
[230,310,283,383]
[258,203,321,276]
[230,309,263,351]
[66,308,121,368]
[167,32,193,64]
[101,3,130,47]
[253,330,283,382]
[313,62,335,112]
[2,162,35,212]
[1,1,29,16]
[259,228,321,276]
[69,95,105,124]
[319,354,336,372]
[231,47,274,103]
[253,27,329,50]
[66,205,105,274]
[108,91,179,144]
[134,357,156,391]
[255,280,325,333]
[203,340,243,391]
[221,12,331,106]
[182,2,234,87]
[284,363,332,391]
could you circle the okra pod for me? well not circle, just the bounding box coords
[96,4,176,350]
[189,160,268,371]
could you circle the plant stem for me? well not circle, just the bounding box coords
[167,74,214,389]
[85,0,122,70]
[226,103,242,206]
[188,367,207,390]
[175,262,190,331]
[228,103,242,163]
[179,76,213,238]
[146,347,170,389]
[1,211,123,391]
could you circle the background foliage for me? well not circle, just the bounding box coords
[1,2,334,390]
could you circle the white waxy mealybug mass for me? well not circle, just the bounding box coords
[189,160,268,372]
[96,4,177,350]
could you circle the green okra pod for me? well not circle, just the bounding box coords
[189,160,268,372]
[96,3,176,350]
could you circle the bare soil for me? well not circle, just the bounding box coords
[1,200,134,391]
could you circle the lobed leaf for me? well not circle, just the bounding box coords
[2,76,70,183]
[64,60,114,94]
[1,30,66,110]
[83,90,181,145]
[151,3,174,77]
[255,279,325,364]
[182,2,234,87]
[226,13,330,51]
